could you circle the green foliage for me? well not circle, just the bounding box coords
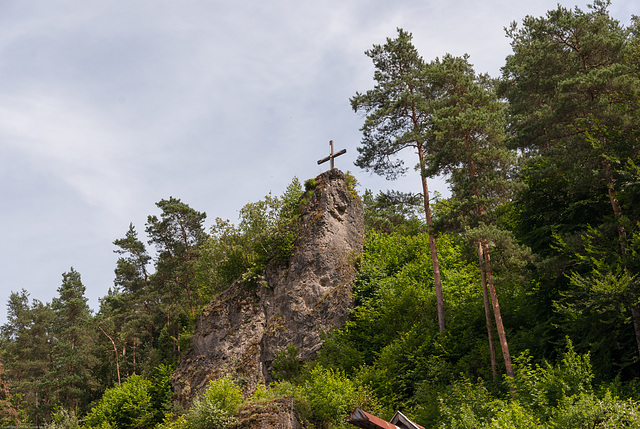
[149,365,174,424]
[82,375,156,429]
[433,340,640,428]
[248,384,272,403]
[552,225,640,379]
[185,402,236,429]
[362,189,424,235]
[299,366,356,427]
[304,178,317,191]
[47,407,80,429]
[1,4,640,425]
[272,344,304,382]
[51,268,98,414]
[344,171,360,200]
[0,361,19,426]
[318,230,491,418]
[484,403,541,429]
[196,177,303,293]
[344,231,480,356]
[201,377,244,415]
[351,28,432,180]
[510,339,593,415]
[154,413,189,429]
[266,365,385,428]
[184,376,244,429]
[436,377,496,429]
[551,391,640,428]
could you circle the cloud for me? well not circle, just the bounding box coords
[0,0,635,322]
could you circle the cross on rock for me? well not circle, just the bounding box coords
[317,140,346,170]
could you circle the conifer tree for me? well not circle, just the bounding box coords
[0,290,55,424]
[113,224,154,373]
[51,268,98,413]
[351,28,446,332]
[426,54,521,382]
[0,361,19,426]
[146,197,207,360]
[501,0,640,358]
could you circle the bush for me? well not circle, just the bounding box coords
[304,178,317,191]
[154,413,189,429]
[47,407,80,429]
[299,366,355,427]
[82,375,155,429]
[552,391,640,428]
[185,376,244,429]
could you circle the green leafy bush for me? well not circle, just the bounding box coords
[82,375,155,429]
[154,413,189,429]
[184,376,244,429]
[434,340,640,428]
[196,178,303,293]
[304,178,317,191]
[552,391,640,428]
[299,366,356,427]
[344,171,360,200]
[47,407,80,429]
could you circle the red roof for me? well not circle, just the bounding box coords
[347,408,399,429]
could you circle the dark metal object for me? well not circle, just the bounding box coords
[317,140,346,170]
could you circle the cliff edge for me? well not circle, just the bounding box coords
[172,169,364,406]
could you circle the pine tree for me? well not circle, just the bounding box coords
[501,0,640,359]
[426,54,523,382]
[145,197,207,361]
[50,268,98,413]
[351,28,446,332]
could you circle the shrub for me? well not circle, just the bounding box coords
[47,407,80,429]
[344,171,359,200]
[82,375,155,429]
[185,376,244,429]
[154,413,189,429]
[299,366,355,427]
[487,402,542,429]
[551,391,640,428]
[304,178,317,192]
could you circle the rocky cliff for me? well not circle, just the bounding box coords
[172,169,364,406]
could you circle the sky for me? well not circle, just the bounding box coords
[0,0,637,324]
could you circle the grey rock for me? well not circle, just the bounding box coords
[172,169,364,408]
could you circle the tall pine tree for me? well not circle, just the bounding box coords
[351,29,446,332]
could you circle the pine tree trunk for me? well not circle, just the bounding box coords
[418,145,445,333]
[478,242,497,379]
[602,159,640,357]
[481,242,515,388]
[99,326,121,386]
[631,305,640,359]
[603,159,627,252]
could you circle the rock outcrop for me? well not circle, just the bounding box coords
[172,169,364,407]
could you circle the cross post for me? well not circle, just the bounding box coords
[317,140,346,170]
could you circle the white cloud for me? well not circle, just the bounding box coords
[0,0,636,322]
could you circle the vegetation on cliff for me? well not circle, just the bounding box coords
[1,1,640,428]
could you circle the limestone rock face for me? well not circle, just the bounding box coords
[173,169,364,407]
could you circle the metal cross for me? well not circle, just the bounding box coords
[317,140,346,170]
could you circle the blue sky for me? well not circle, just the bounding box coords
[0,0,636,323]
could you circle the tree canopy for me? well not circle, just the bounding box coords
[0,2,639,428]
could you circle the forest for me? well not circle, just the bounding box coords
[1,1,640,428]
